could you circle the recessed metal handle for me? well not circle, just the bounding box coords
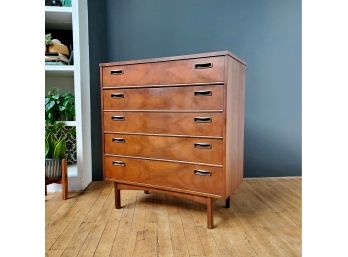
[112,161,125,167]
[194,169,212,176]
[112,115,125,121]
[110,69,124,75]
[194,143,212,149]
[112,138,125,143]
[194,90,212,96]
[194,117,212,123]
[111,93,124,99]
[195,63,213,69]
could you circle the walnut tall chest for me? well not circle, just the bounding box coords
[100,51,246,228]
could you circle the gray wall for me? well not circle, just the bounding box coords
[88,0,108,180]
[89,0,301,179]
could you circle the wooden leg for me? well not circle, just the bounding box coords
[225,196,230,208]
[207,197,214,229]
[61,159,68,200]
[45,184,47,196]
[144,190,150,194]
[114,183,121,209]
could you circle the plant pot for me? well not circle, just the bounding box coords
[45,159,62,179]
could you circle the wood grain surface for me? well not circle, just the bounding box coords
[99,50,246,66]
[103,111,224,137]
[100,52,246,229]
[102,56,225,87]
[103,85,224,110]
[224,56,246,196]
[104,156,225,196]
[104,133,223,165]
[45,178,301,257]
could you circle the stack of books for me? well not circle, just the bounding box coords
[45,52,69,65]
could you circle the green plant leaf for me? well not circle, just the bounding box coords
[45,88,75,124]
[45,137,49,158]
[46,100,55,110]
[45,132,55,158]
[45,33,52,45]
[53,139,66,159]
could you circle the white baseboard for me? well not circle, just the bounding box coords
[244,176,302,180]
[47,175,83,192]
[47,164,84,192]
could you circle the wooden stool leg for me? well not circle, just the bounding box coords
[225,196,230,208]
[207,197,214,229]
[144,190,150,194]
[61,159,68,200]
[114,183,121,209]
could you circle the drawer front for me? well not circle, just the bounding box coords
[104,134,223,165]
[103,112,223,137]
[102,57,225,87]
[103,85,224,110]
[104,156,224,195]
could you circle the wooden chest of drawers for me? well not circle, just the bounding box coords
[100,51,246,228]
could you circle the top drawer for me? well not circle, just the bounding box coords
[102,56,225,87]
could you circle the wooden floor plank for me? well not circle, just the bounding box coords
[109,190,138,257]
[93,190,130,257]
[155,193,174,257]
[46,183,104,251]
[167,197,190,257]
[180,202,206,257]
[45,178,302,257]
[60,183,113,257]
[196,226,221,257]
[126,191,157,257]
[76,185,115,257]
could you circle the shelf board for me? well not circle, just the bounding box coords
[64,121,76,126]
[45,6,72,30]
[45,65,74,76]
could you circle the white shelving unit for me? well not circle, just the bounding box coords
[45,6,72,30]
[45,65,74,76]
[45,1,92,192]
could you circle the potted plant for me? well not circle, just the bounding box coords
[45,88,76,164]
[45,88,75,123]
[45,122,67,178]
[45,33,52,52]
[45,122,73,199]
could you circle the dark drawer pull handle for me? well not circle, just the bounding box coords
[111,93,124,99]
[194,169,212,176]
[194,143,212,149]
[194,117,212,123]
[112,161,125,167]
[112,115,125,121]
[194,90,212,96]
[112,138,125,143]
[195,63,213,69]
[110,69,124,75]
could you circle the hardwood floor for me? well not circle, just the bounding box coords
[45,178,301,257]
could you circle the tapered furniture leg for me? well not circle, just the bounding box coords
[225,196,230,208]
[144,190,150,194]
[207,197,214,229]
[61,159,68,200]
[114,183,121,209]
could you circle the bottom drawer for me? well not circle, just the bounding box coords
[104,156,224,196]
